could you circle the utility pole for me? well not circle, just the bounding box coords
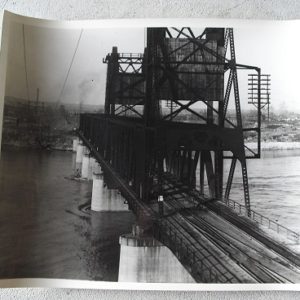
[248,74,271,122]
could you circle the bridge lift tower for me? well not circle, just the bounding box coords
[87,27,262,217]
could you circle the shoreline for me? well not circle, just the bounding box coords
[3,142,300,152]
[245,142,300,151]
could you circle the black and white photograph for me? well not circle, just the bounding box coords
[1,12,300,286]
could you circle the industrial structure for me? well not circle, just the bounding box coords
[82,27,261,214]
[77,27,300,283]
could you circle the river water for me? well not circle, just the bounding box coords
[0,147,135,280]
[225,149,300,232]
[0,147,299,280]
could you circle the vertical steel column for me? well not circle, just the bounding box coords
[228,29,251,215]
[215,29,225,200]
[142,29,166,202]
[191,151,200,189]
[224,157,237,200]
[203,151,215,198]
[104,47,119,115]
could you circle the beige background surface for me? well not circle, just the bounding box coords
[0,0,300,298]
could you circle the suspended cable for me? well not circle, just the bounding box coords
[55,28,83,107]
[22,24,30,102]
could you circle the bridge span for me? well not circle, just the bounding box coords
[78,116,300,283]
[75,27,300,283]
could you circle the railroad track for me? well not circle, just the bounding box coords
[151,177,300,283]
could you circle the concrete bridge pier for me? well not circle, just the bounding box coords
[91,175,128,212]
[118,225,195,283]
[93,161,102,175]
[74,141,84,177]
[108,189,128,210]
[91,174,104,211]
[74,140,95,181]
[72,138,79,152]
[88,157,96,180]
[81,154,99,181]
[75,141,85,164]
[81,154,90,179]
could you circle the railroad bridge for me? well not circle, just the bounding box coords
[76,27,300,283]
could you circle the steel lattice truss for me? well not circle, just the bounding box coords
[82,27,262,217]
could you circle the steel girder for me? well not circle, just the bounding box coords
[81,27,262,217]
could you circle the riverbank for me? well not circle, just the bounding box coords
[246,142,300,151]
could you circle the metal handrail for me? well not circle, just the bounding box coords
[154,221,221,283]
[222,198,300,244]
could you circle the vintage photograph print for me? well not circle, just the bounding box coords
[1,15,300,285]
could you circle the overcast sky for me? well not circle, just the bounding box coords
[4,21,300,112]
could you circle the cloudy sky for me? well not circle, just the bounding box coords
[4,20,300,112]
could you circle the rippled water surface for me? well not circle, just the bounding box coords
[0,147,135,280]
[225,150,300,232]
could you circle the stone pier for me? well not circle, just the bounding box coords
[88,157,96,180]
[81,154,90,179]
[72,138,79,152]
[91,175,128,212]
[118,226,195,283]
[75,142,84,164]
[74,139,96,181]
[91,174,104,211]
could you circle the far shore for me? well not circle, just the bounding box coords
[245,142,300,151]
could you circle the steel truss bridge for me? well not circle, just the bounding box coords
[78,27,300,283]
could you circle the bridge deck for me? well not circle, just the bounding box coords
[79,131,300,283]
[152,176,300,283]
